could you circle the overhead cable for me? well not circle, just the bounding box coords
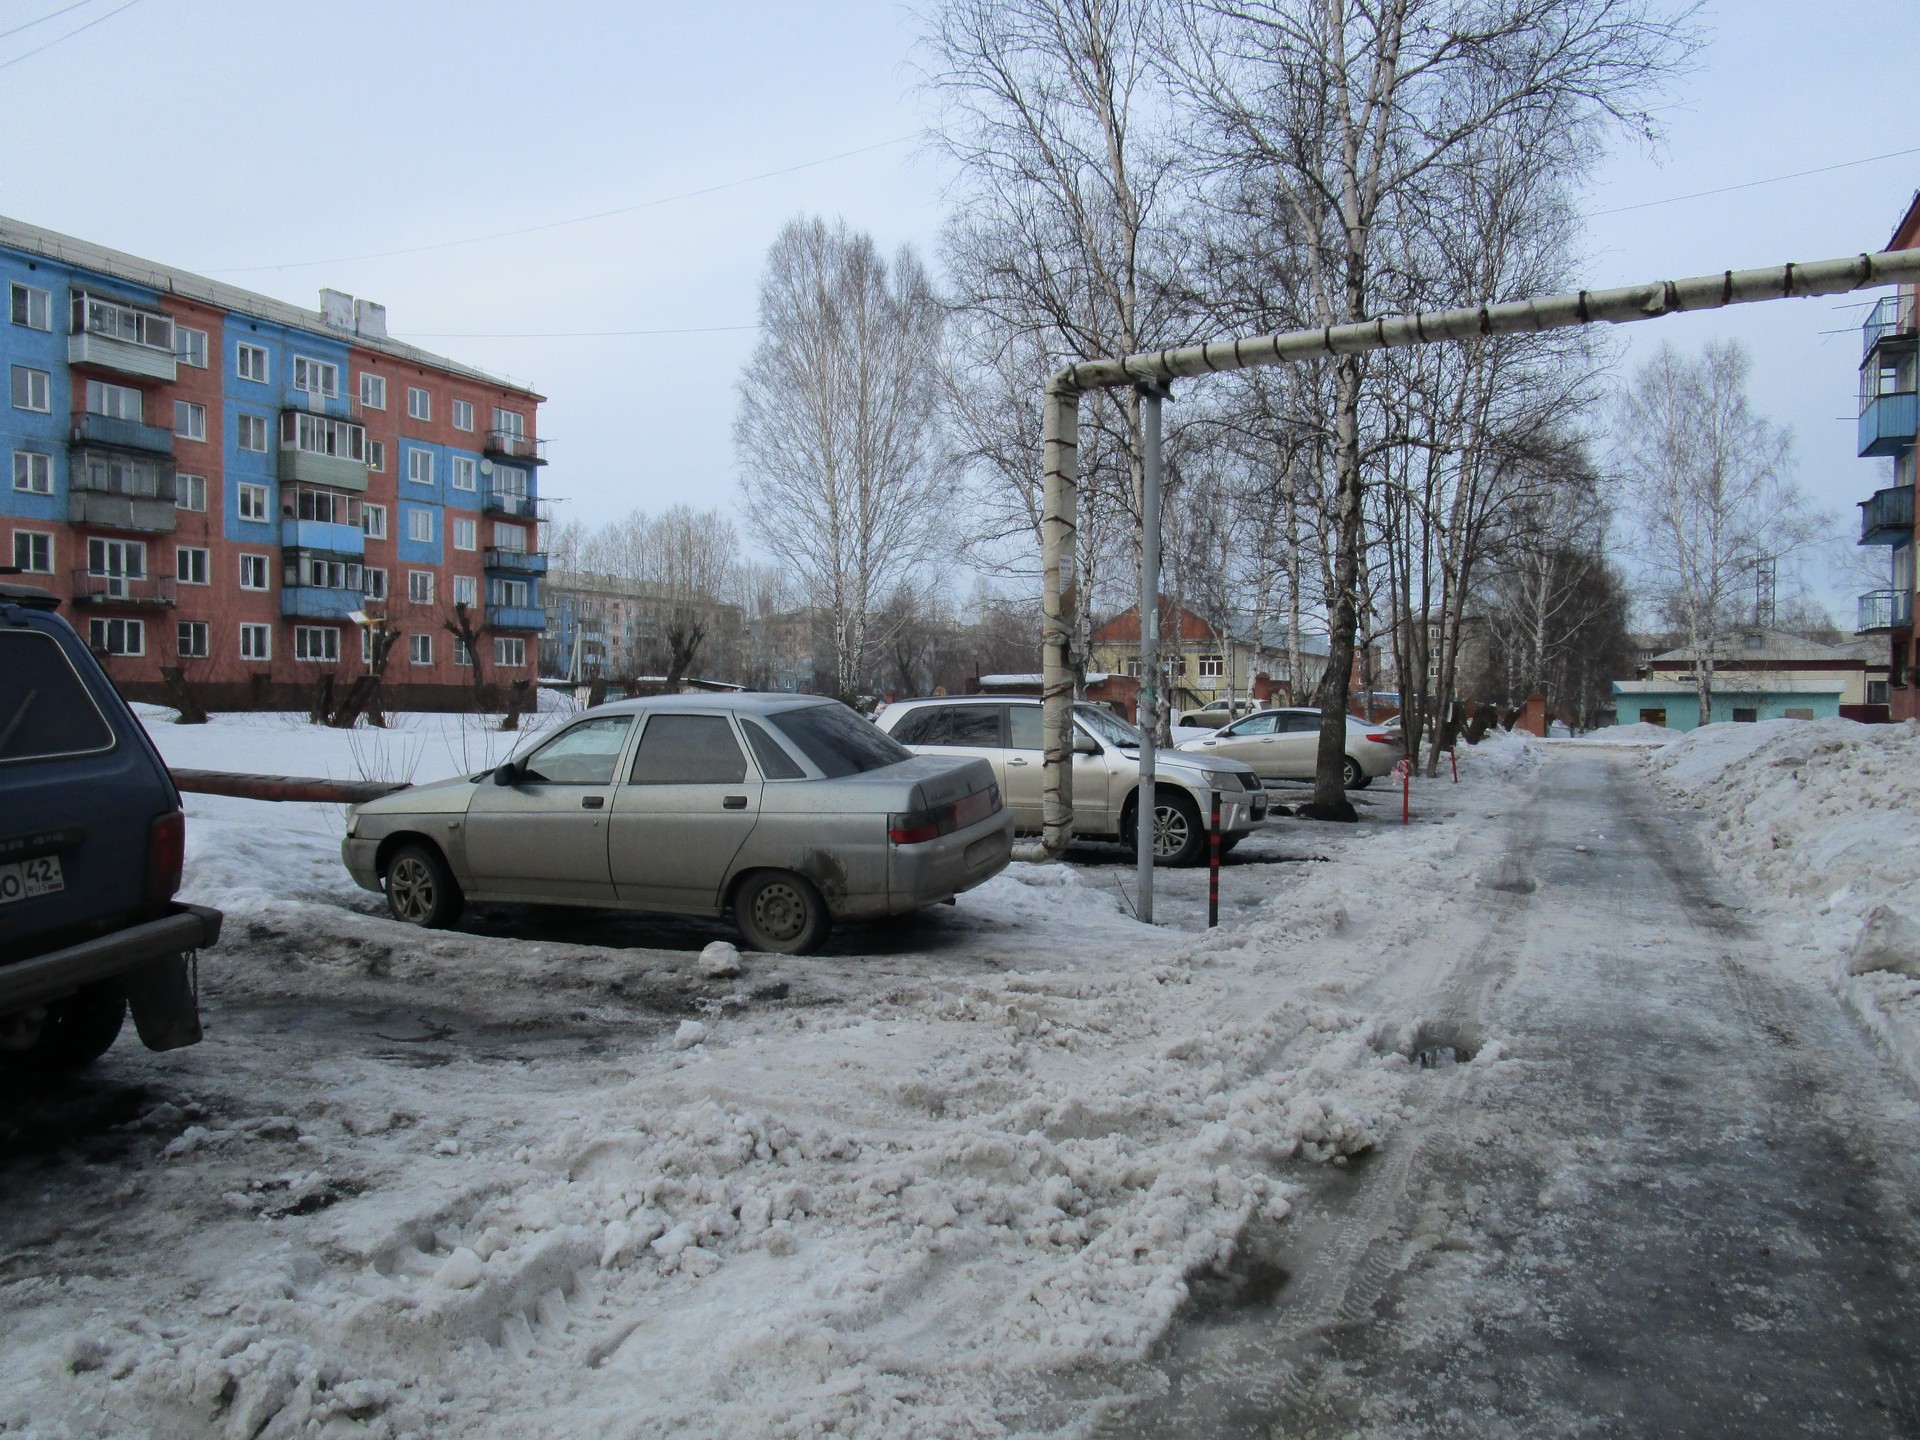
[0,0,140,72]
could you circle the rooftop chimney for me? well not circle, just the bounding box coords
[319,288,354,328]
[354,298,388,339]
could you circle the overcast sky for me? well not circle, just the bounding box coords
[2,0,1912,622]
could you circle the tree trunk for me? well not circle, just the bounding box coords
[1311,354,1365,819]
[159,666,208,725]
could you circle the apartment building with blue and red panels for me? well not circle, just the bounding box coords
[1,215,548,710]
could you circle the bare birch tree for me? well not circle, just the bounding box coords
[735,217,948,700]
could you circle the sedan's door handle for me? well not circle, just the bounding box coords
[723,795,748,810]
[1007,757,1029,767]
[581,795,604,810]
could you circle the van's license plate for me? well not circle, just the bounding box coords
[0,856,63,905]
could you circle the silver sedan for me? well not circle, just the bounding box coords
[340,695,1013,954]
[1176,707,1403,789]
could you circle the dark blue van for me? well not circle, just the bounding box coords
[0,579,221,1071]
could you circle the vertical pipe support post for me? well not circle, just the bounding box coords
[1028,376,1082,863]
[1136,382,1168,921]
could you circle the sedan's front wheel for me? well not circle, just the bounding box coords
[734,871,830,955]
[1125,790,1207,867]
[384,843,464,929]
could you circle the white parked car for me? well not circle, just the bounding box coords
[1176,696,1258,730]
[1176,707,1402,790]
[875,695,1267,865]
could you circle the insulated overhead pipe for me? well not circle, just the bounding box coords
[1026,249,1920,858]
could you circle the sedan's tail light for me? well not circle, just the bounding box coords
[1365,733,1397,745]
[147,809,185,904]
[888,785,1001,845]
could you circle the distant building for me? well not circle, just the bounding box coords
[1087,602,1329,713]
[1854,191,1918,720]
[1,215,547,711]
[1612,628,1890,729]
[541,569,742,683]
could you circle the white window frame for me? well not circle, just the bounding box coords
[367,439,386,472]
[452,517,477,551]
[453,574,477,607]
[407,448,434,485]
[451,399,474,432]
[454,636,473,668]
[176,619,210,659]
[292,355,340,398]
[175,473,207,512]
[175,326,209,368]
[237,482,269,522]
[407,507,433,543]
[176,546,210,586]
[85,380,143,422]
[360,372,387,409]
[238,553,270,591]
[9,283,51,331]
[239,623,271,662]
[174,400,206,441]
[492,406,524,435]
[363,566,388,601]
[294,625,341,663]
[237,413,269,452]
[236,343,269,383]
[408,570,435,605]
[495,636,526,668]
[409,633,433,666]
[451,455,477,491]
[12,450,51,495]
[407,386,431,421]
[12,366,51,413]
[362,502,387,539]
[89,617,145,656]
[11,530,53,574]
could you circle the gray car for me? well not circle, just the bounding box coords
[874,695,1266,865]
[341,695,1013,954]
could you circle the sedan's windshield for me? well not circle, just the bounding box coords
[767,702,913,777]
[1074,704,1142,749]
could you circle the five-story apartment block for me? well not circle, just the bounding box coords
[2,216,547,710]
[1856,193,1920,721]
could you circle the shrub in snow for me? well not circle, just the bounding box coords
[1848,904,1920,978]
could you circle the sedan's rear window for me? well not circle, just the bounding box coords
[767,703,912,777]
[0,631,115,764]
[630,714,747,785]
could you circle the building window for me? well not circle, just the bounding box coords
[364,567,388,601]
[453,637,473,667]
[361,502,388,540]
[408,570,434,604]
[12,451,51,494]
[360,373,387,409]
[85,380,143,421]
[9,283,51,331]
[409,633,433,665]
[177,620,209,659]
[237,413,269,452]
[453,574,477,607]
[11,531,52,574]
[407,386,430,421]
[289,554,362,591]
[239,553,270,590]
[489,577,530,608]
[237,343,269,383]
[281,411,365,461]
[407,448,433,485]
[1869,679,1891,707]
[495,637,526,668]
[175,326,208,368]
[292,356,340,397]
[176,546,209,585]
[407,507,433,543]
[492,406,523,434]
[89,617,144,656]
[238,482,269,522]
[75,291,171,352]
[1198,654,1225,678]
[295,626,340,662]
[174,400,206,441]
[451,455,476,491]
[492,521,525,551]
[453,517,476,550]
[449,399,474,432]
[11,366,50,413]
[368,439,386,472]
[240,623,271,661]
[176,473,207,511]
[87,537,146,584]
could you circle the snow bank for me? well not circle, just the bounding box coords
[1566,721,1676,747]
[1649,717,1920,1085]
[1458,727,1544,780]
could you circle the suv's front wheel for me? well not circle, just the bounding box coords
[1125,790,1206,867]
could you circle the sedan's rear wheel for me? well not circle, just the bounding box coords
[735,871,830,955]
[384,842,464,929]
[1342,755,1366,790]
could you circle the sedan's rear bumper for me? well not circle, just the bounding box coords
[888,810,1014,910]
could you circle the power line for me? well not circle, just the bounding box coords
[0,0,96,42]
[1588,145,1920,218]
[211,134,921,275]
[0,0,140,72]
[396,324,759,340]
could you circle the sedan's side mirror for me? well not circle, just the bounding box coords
[493,760,524,786]
[1073,733,1101,756]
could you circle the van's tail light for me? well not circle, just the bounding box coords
[147,809,185,904]
[888,784,1001,845]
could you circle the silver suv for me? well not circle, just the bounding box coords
[875,696,1266,865]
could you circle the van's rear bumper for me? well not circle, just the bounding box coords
[0,903,222,1047]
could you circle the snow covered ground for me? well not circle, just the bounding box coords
[1642,716,1920,1090]
[4,718,1547,1438]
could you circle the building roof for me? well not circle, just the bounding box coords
[1613,677,1847,696]
[1888,190,1920,252]
[1648,629,1868,666]
[0,213,541,399]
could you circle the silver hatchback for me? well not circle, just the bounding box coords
[340,695,1013,954]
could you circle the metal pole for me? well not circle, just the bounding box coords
[1208,790,1221,928]
[1136,383,1166,923]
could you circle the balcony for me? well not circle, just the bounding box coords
[486,604,546,632]
[1859,391,1918,458]
[1863,292,1918,357]
[1858,589,1914,633]
[281,517,366,554]
[278,447,369,492]
[482,487,536,518]
[484,430,547,465]
[71,412,176,456]
[1859,484,1916,546]
[69,569,176,608]
[68,450,176,533]
[281,390,360,423]
[484,547,549,575]
[281,586,366,621]
[67,330,176,383]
